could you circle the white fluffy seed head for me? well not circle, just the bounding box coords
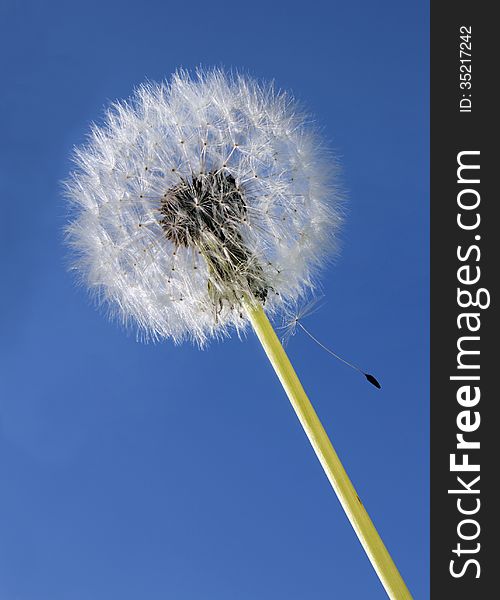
[65,69,343,345]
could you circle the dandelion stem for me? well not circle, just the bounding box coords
[243,298,412,600]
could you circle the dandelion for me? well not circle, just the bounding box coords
[65,69,337,345]
[65,69,411,599]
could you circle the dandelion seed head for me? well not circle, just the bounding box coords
[65,68,343,345]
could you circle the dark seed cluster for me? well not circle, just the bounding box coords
[159,171,245,246]
[159,171,268,303]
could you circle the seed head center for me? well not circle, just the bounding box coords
[159,171,246,247]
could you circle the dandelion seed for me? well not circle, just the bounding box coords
[282,297,381,388]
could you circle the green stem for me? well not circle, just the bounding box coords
[243,298,412,600]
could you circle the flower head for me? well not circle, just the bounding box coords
[65,69,342,344]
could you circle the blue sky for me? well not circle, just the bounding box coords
[0,1,429,598]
